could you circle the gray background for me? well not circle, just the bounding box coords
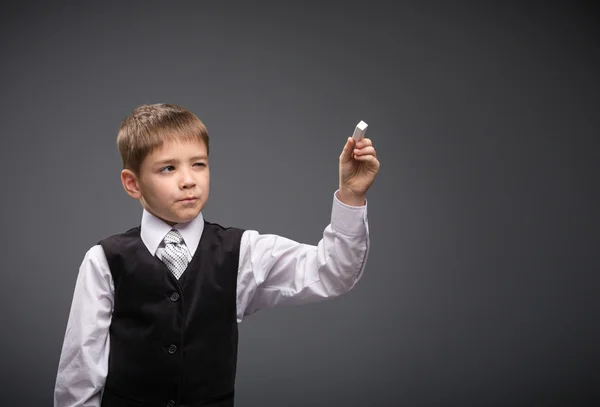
[1,1,599,406]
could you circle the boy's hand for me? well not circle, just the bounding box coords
[338,137,380,206]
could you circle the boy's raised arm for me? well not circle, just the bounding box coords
[236,136,379,320]
[54,245,114,407]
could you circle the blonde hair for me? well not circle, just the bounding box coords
[117,103,209,175]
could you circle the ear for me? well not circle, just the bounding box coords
[121,169,142,199]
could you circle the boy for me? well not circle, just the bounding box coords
[54,103,380,407]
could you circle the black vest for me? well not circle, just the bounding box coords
[98,220,245,407]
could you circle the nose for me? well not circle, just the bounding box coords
[180,168,196,189]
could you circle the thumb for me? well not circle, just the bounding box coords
[339,137,355,163]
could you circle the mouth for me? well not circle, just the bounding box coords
[179,197,199,204]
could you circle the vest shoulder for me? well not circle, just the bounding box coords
[97,226,141,246]
[203,220,245,236]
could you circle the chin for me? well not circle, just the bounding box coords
[178,209,202,222]
[158,211,197,226]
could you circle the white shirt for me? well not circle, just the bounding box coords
[54,190,370,407]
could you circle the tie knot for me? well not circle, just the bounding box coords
[163,229,184,246]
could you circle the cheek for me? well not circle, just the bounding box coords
[142,178,172,200]
[157,180,177,197]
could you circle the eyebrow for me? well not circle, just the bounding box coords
[154,155,208,166]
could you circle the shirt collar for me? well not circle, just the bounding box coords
[140,208,204,257]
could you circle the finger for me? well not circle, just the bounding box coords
[355,138,372,148]
[354,146,376,157]
[340,137,356,162]
[353,154,381,169]
[354,153,376,161]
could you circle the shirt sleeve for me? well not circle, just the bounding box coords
[236,189,370,322]
[54,245,114,407]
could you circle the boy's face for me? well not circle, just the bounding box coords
[122,138,210,226]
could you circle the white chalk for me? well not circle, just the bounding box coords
[352,120,368,142]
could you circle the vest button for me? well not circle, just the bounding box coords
[168,344,177,354]
[166,400,175,407]
[169,292,179,302]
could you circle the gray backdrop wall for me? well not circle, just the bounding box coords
[1,2,598,406]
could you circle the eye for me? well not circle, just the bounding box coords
[160,165,175,173]
[194,162,206,167]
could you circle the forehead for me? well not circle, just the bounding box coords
[147,138,208,161]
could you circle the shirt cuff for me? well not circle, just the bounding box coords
[331,189,368,236]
